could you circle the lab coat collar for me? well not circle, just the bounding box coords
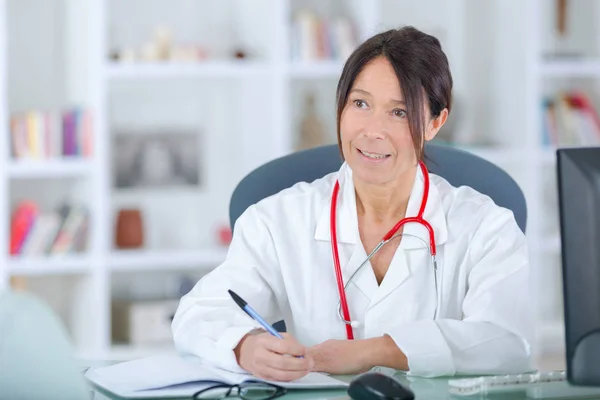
[314,162,448,250]
[314,162,359,244]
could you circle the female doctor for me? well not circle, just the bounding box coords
[172,26,532,380]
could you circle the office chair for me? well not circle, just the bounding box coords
[230,143,527,233]
[0,290,90,400]
[228,143,527,331]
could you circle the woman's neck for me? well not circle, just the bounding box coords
[354,168,417,224]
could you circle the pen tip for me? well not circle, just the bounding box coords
[227,289,246,308]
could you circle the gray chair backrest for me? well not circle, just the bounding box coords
[229,143,527,234]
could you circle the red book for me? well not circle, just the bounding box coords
[9,201,38,255]
[570,91,600,140]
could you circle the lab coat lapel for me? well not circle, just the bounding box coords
[344,240,379,300]
[370,250,410,308]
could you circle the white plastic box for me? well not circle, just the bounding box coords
[112,299,180,345]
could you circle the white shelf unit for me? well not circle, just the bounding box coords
[109,248,228,272]
[7,158,92,179]
[287,61,344,78]
[526,0,600,364]
[0,0,578,363]
[105,61,270,79]
[0,0,9,295]
[8,255,91,276]
[541,60,600,78]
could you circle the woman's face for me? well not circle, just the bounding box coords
[340,56,445,187]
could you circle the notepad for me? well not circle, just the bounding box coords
[85,354,349,399]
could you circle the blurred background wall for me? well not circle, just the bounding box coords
[1,0,599,369]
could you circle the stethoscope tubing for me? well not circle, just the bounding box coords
[330,161,437,338]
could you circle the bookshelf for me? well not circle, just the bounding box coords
[0,0,9,302]
[7,158,92,179]
[526,0,600,363]
[541,60,600,77]
[0,0,587,365]
[105,61,269,79]
[287,61,344,78]
[8,255,91,276]
[109,248,228,272]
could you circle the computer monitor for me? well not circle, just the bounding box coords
[557,147,600,386]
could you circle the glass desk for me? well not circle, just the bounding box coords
[82,360,593,400]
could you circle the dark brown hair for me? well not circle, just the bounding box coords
[336,26,453,160]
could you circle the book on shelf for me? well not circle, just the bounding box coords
[9,200,89,257]
[10,108,94,160]
[291,10,358,63]
[542,91,600,146]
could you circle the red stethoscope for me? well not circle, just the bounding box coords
[330,160,438,340]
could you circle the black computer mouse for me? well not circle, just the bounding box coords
[348,372,415,400]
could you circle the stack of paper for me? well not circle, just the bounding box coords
[85,354,349,398]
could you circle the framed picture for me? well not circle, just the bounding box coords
[112,130,200,189]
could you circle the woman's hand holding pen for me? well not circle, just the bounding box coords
[234,331,315,382]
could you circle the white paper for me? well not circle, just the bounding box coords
[85,354,348,399]
[262,372,350,389]
[91,354,225,391]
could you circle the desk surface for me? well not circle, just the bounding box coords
[86,374,513,400]
[82,360,581,400]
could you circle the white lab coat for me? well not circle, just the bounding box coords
[172,162,533,378]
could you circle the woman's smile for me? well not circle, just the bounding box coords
[356,147,392,163]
